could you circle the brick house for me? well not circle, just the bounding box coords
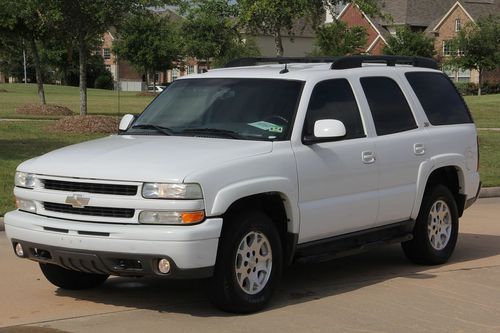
[338,0,499,83]
[425,1,499,83]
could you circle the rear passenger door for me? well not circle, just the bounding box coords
[360,76,427,225]
[294,79,378,242]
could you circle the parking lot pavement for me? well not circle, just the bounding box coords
[0,198,499,333]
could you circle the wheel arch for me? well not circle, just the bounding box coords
[412,159,467,219]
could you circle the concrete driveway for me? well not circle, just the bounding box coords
[0,198,499,333]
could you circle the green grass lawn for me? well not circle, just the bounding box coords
[0,121,106,215]
[465,94,500,128]
[0,83,154,118]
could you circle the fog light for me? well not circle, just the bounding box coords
[158,258,171,274]
[15,243,24,257]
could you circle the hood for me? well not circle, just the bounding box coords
[18,135,273,183]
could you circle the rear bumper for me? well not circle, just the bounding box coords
[464,181,482,210]
[5,210,222,278]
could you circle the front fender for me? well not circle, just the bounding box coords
[210,177,300,234]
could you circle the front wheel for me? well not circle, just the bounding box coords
[208,210,283,313]
[39,263,109,290]
[402,184,459,265]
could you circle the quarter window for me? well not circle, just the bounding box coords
[360,77,417,136]
[304,79,365,140]
[405,72,472,125]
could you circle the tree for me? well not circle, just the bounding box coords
[237,0,379,56]
[383,26,435,58]
[0,0,60,109]
[448,15,500,96]
[311,20,367,56]
[56,1,145,115]
[114,11,181,87]
[181,0,259,67]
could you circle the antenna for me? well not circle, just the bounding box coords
[279,63,289,74]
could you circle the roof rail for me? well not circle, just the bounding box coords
[224,55,439,70]
[224,57,338,68]
[330,55,438,70]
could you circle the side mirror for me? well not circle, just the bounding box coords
[119,114,135,131]
[303,119,346,145]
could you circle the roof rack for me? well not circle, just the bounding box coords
[224,55,438,70]
[224,57,337,68]
[330,55,438,70]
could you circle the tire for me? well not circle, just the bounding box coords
[402,184,459,265]
[39,263,109,290]
[208,210,283,313]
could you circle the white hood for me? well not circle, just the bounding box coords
[18,135,273,183]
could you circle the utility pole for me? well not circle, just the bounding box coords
[23,50,27,84]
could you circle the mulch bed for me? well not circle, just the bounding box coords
[0,89,8,92]
[49,115,119,134]
[16,103,73,116]
[136,92,157,97]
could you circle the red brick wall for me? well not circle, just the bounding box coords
[369,38,385,55]
[340,4,380,51]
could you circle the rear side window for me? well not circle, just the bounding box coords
[405,72,472,125]
[360,77,417,136]
[305,79,365,140]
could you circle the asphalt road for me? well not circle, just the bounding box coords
[0,198,499,333]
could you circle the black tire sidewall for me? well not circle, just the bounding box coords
[411,185,459,264]
[210,210,283,313]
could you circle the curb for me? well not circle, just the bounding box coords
[479,187,500,198]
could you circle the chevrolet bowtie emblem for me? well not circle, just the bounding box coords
[65,194,90,208]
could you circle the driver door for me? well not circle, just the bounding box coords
[293,79,379,243]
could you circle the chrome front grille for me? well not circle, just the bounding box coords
[44,202,135,218]
[43,179,137,196]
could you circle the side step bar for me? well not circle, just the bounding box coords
[295,220,415,264]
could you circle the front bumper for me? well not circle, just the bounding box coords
[5,210,222,278]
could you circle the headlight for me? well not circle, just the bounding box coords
[15,172,36,189]
[139,210,205,225]
[142,183,203,199]
[15,198,37,213]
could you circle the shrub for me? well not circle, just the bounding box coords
[94,72,114,90]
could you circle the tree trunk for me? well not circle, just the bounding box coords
[477,68,482,96]
[28,37,46,110]
[78,32,88,116]
[274,30,284,57]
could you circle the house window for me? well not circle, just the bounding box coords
[442,41,452,56]
[458,69,470,82]
[455,18,461,32]
[172,68,180,81]
[187,65,195,75]
[105,65,111,72]
[103,48,111,60]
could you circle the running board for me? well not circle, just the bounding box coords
[295,220,414,264]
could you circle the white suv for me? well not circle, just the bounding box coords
[5,56,481,313]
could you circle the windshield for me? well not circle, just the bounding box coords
[127,78,304,141]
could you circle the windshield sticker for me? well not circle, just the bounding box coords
[249,121,283,133]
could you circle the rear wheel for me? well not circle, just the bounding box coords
[402,185,459,265]
[39,263,109,290]
[208,210,283,313]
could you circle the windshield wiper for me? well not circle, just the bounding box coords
[181,128,242,139]
[131,124,174,136]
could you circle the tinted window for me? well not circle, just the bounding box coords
[129,78,304,141]
[304,79,364,140]
[406,72,472,125]
[361,77,417,136]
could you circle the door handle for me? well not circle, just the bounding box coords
[414,143,425,156]
[362,151,376,164]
